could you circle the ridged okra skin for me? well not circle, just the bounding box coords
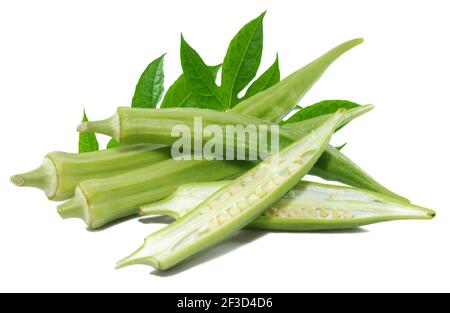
[57,158,252,228]
[10,145,170,201]
[80,105,407,201]
[141,181,434,232]
[78,106,367,151]
[116,111,344,270]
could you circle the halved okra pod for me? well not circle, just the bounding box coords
[12,38,364,202]
[116,111,344,270]
[10,145,170,201]
[140,181,434,231]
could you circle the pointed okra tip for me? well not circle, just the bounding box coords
[116,244,162,270]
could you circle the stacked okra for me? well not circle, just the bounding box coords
[11,15,435,271]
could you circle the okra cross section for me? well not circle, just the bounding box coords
[116,110,344,270]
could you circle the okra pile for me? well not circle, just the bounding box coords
[11,12,435,271]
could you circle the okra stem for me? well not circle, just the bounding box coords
[11,145,170,201]
[10,158,57,198]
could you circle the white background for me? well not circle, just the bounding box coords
[1,0,449,292]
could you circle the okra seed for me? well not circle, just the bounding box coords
[264,181,277,194]
[288,208,298,218]
[277,208,289,218]
[237,199,249,211]
[272,175,285,186]
[332,210,343,219]
[228,205,240,217]
[242,175,253,184]
[255,187,266,198]
[319,209,329,218]
[197,224,209,235]
[343,210,354,218]
[230,185,243,194]
[303,208,315,219]
[247,194,260,204]
[295,209,303,218]
[217,213,231,225]
[288,163,302,174]
[208,218,219,231]
[220,191,232,201]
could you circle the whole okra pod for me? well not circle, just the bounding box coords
[79,105,407,201]
[140,181,434,232]
[57,106,374,228]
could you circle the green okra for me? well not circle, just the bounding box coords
[116,111,344,270]
[76,106,371,153]
[13,39,362,202]
[10,145,170,201]
[79,105,407,201]
[117,111,343,270]
[58,106,377,229]
[57,158,253,228]
[140,181,434,232]
[231,38,364,122]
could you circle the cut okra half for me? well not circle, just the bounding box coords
[140,181,435,232]
[116,110,344,271]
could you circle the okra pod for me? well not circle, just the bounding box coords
[140,181,434,231]
[80,105,407,201]
[231,38,364,122]
[10,145,170,201]
[116,111,343,270]
[59,106,380,229]
[13,38,363,202]
[57,158,253,228]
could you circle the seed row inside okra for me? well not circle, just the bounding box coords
[264,207,354,219]
[194,150,317,235]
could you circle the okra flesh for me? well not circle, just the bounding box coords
[141,181,434,231]
[11,144,170,201]
[116,111,343,270]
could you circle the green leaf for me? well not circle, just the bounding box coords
[221,12,265,108]
[282,100,361,125]
[161,65,222,109]
[336,143,347,150]
[180,35,223,108]
[78,110,99,153]
[107,138,120,149]
[242,54,279,100]
[131,54,165,108]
